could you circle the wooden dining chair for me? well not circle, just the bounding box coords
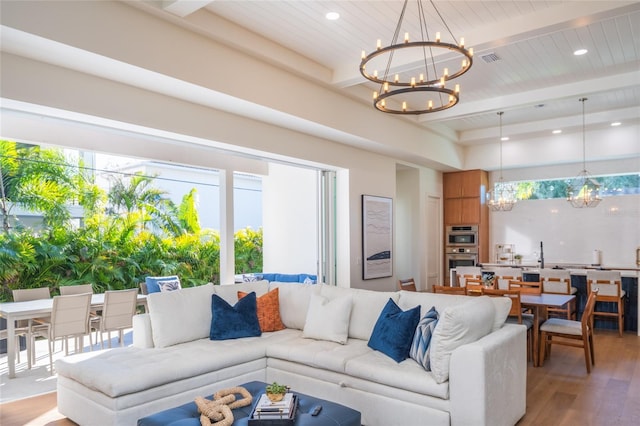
[456,273,480,288]
[95,289,138,348]
[586,270,625,337]
[397,278,417,292]
[509,279,542,295]
[432,285,467,295]
[540,269,576,319]
[464,278,486,296]
[539,290,598,373]
[484,288,535,362]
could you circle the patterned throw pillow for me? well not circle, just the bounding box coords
[410,306,439,370]
[159,279,181,292]
[238,288,285,332]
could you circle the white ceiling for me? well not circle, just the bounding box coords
[168,0,640,146]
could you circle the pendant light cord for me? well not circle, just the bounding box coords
[580,98,587,171]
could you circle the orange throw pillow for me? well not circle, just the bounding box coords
[238,288,285,332]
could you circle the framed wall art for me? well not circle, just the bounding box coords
[362,195,393,280]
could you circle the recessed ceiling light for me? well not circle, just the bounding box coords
[574,48,588,56]
[325,12,340,20]
[611,122,622,126]
[501,136,509,141]
[552,129,562,134]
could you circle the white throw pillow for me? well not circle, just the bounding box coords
[269,283,319,330]
[490,296,512,331]
[319,285,399,340]
[302,294,353,344]
[429,296,495,384]
[147,283,215,348]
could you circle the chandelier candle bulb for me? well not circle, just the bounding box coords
[358,0,474,114]
[455,84,460,93]
[373,91,378,99]
[428,100,433,109]
[469,47,474,56]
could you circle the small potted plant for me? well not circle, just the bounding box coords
[514,254,523,265]
[265,382,289,402]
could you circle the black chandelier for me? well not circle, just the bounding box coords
[359,0,473,115]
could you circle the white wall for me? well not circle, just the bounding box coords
[262,163,318,274]
[490,195,640,267]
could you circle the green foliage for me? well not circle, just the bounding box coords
[0,140,262,302]
[234,226,263,274]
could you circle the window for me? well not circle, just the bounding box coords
[509,173,639,201]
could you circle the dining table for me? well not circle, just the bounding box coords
[520,293,575,367]
[0,292,148,379]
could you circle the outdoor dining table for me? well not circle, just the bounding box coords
[520,293,575,367]
[0,292,148,379]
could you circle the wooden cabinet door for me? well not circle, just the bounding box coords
[443,173,463,199]
[460,197,481,223]
[461,170,481,197]
[444,198,462,224]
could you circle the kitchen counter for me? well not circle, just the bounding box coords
[479,263,640,274]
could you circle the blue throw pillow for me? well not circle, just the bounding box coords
[409,306,439,370]
[145,275,180,294]
[210,292,261,340]
[368,298,421,362]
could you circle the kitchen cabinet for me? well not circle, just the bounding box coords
[443,169,489,264]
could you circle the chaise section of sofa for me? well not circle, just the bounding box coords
[56,281,526,426]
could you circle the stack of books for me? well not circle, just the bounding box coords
[250,392,298,424]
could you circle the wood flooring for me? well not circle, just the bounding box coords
[1,330,638,426]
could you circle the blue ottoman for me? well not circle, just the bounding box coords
[137,381,361,426]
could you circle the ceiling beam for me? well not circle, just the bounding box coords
[418,70,640,124]
[162,0,213,18]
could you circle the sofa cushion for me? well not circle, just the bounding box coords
[410,306,439,370]
[147,283,215,348]
[269,283,320,330]
[302,294,352,344]
[368,298,421,363]
[238,288,285,332]
[145,275,181,294]
[319,285,400,340]
[429,296,495,384]
[344,349,449,400]
[267,336,371,374]
[210,292,262,340]
[213,281,269,305]
[397,291,511,333]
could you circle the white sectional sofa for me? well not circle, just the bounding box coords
[55,281,527,426]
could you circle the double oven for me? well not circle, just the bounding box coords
[445,225,478,282]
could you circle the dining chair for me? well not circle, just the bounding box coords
[540,269,576,319]
[397,278,417,292]
[95,289,138,348]
[432,285,467,295]
[464,278,486,296]
[59,283,102,347]
[456,273,480,288]
[484,288,535,363]
[586,270,625,337]
[508,279,542,295]
[539,289,598,373]
[12,287,52,368]
[59,283,94,295]
[490,267,522,290]
[31,292,93,374]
